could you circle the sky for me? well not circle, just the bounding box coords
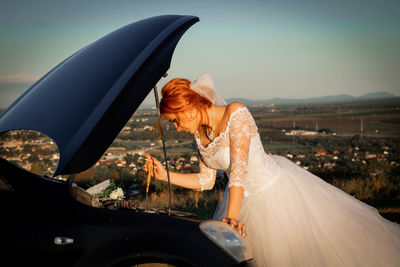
[1,0,400,108]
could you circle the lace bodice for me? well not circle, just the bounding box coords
[194,106,280,197]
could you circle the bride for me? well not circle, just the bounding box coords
[144,72,400,266]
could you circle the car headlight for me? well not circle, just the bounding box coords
[199,220,253,262]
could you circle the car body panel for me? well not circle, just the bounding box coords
[0,157,242,266]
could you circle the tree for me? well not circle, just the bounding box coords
[95,165,113,180]
[30,162,43,175]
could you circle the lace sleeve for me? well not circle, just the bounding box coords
[197,157,217,191]
[228,107,258,188]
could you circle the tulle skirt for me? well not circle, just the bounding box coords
[214,155,400,267]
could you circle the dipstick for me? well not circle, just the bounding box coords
[145,160,154,209]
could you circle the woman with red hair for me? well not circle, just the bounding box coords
[144,73,400,266]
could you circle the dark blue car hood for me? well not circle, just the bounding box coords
[0,15,199,176]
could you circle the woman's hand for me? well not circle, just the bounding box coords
[143,153,167,182]
[222,218,247,238]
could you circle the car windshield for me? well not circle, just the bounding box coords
[0,129,59,177]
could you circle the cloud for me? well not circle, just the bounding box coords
[0,73,42,84]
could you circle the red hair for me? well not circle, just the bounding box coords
[160,78,212,116]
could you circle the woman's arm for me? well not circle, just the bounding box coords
[225,103,258,238]
[227,186,244,220]
[224,186,247,238]
[143,153,216,190]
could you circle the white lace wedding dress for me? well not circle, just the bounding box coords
[194,106,400,267]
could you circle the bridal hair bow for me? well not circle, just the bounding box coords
[190,72,227,105]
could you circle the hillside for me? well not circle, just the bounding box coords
[227,92,399,105]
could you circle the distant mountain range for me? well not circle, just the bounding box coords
[226,92,399,105]
[0,92,398,114]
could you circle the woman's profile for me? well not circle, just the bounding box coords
[144,72,400,266]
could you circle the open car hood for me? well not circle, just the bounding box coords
[0,15,199,176]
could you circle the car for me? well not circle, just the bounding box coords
[0,15,253,266]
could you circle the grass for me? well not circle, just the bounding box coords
[377,208,400,223]
[331,174,399,206]
[136,190,225,220]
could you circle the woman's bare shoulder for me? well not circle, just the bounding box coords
[226,102,246,115]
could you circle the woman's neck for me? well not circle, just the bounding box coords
[205,105,227,133]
